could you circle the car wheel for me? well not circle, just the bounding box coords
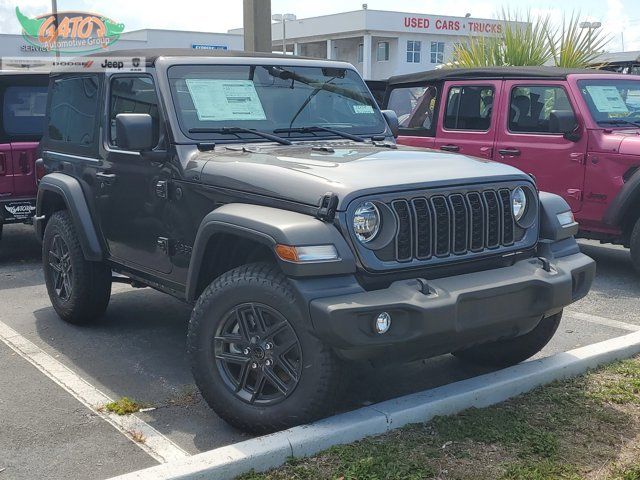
[43,210,112,324]
[630,218,640,274]
[453,312,562,368]
[188,262,344,434]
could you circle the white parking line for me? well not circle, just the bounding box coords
[565,310,640,332]
[0,320,190,464]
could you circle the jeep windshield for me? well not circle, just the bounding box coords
[168,64,387,142]
[578,79,640,127]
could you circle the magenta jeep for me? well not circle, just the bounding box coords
[380,67,640,271]
[0,73,49,240]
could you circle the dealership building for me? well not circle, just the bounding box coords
[231,9,508,80]
[0,8,507,80]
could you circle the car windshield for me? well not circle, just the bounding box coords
[168,64,387,141]
[578,79,640,126]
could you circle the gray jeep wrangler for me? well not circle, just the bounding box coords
[36,50,595,433]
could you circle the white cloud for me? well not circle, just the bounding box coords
[0,0,48,34]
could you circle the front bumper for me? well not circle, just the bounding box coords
[308,252,595,361]
[0,197,37,225]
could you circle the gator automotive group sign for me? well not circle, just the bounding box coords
[16,7,124,54]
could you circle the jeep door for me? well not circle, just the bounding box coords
[96,74,172,274]
[386,83,439,148]
[493,81,587,212]
[433,80,503,159]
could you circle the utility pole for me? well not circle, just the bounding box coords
[51,0,60,58]
[243,0,272,53]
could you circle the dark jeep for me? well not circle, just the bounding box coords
[36,50,595,433]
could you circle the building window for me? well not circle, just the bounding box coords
[406,40,421,63]
[357,43,364,63]
[376,41,389,61]
[430,41,445,64]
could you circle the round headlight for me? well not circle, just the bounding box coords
[512,187,528,223]
[353,201,380,243]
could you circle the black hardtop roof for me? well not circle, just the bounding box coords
[89,48,315,66]
[387,66,616,85]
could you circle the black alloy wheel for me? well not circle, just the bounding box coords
[48,234,73,302]
[214,303,302,405]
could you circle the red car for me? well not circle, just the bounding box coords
[379,67,640,271]
[0,73,48,241]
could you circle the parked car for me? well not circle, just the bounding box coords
[0,72,49,240]
[379,67,640,272]
[36,51,594,433]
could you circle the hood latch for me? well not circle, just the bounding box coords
[316,192,339,222]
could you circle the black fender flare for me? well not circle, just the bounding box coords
[36,173,104,261]
[603,168,640,228]
[185,203,356,303]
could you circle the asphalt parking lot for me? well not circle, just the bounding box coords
[1,223,639,480]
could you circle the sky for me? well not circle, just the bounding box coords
[1,0,638,52]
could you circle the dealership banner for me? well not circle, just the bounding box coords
[0,56,145,72]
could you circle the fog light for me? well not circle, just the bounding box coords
[374,312,392,334]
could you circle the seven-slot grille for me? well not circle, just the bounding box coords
[390,188,516,262]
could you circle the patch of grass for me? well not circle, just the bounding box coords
[104,397,143,416]
[128,430,145,443]
[500,459,581,480]
[237,356,640,480]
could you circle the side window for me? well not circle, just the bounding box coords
[48,76,99,145]
[109,76,160,148]
[509,85,574,133]
[388,86,438,132]
[443,85,494,131]
[3,86,48,137]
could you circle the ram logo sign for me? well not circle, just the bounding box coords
[16,7,125,54]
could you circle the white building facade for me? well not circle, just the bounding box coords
[232,9,508,80]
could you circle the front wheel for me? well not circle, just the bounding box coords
[187,263,344,434]
[453,312,562,368]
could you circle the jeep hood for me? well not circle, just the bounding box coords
[196,143,530,210]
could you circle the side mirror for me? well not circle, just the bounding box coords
[382,109,399,138]
[549,110,581,142]
[115,113,154,151]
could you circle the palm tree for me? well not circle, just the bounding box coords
[452,9,609,69]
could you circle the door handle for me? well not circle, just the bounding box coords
[498,148,521,157]
[96,172,117,185]
[440,144,460,152]
[0,152,6,175]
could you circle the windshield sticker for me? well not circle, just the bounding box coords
[585,85,629,114]
[185,79,266,121]
[353,104,375,114]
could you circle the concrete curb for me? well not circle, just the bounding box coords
[109,331,640,480]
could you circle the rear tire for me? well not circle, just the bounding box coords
[43,210,112,324]
[453,312,562,368]
[630,218,640,274]
[187,262,344,434]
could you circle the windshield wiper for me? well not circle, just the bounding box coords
[273,126,365,142]
[188,127,292,145]
[597,119,640,128]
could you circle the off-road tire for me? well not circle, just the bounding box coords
[0,223,3,241]
[631,218,640,274]
[43,210,112,324]
[453,312,562,368]
[187,262,344,434]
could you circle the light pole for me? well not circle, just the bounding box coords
[579,21,602,49]
[271,13,296,55]
[51,0,60,58]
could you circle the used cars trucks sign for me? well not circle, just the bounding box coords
[15,7,125,54]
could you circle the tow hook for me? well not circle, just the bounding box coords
[537,257,552,273]
[416,278,435,295]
